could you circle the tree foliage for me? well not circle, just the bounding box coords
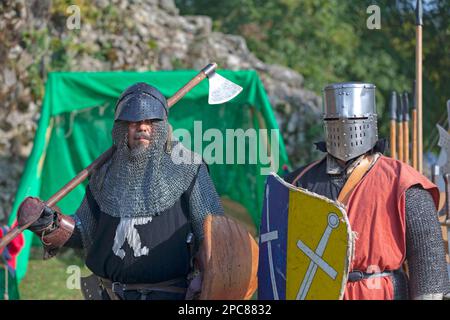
[176,0,450,153]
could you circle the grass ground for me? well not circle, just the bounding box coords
[19,246,90,300]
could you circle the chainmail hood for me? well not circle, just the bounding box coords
[89,119,202,218]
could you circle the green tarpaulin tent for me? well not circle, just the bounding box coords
[7,69,290,288]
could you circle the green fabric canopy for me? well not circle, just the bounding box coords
[8,70,290,283]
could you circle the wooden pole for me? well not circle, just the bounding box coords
[402,92,410,165]
[397,94,404,163]
[416,0,423,173]
[403,122,409,164]
[389,91,397,159]
[390,120,397,159]
[0,147,115,249]
[412,81,418,170]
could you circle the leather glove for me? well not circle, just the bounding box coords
[17,197,56,234]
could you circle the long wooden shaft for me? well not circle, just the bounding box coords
[0,227,24,250]
[416,25,423,173]
[403,121,410,164]
[389,91,398,160]
[412,110,418,169]
[397,122,404,162]
[0,147,116,249]
[167,63,216,107]
[390,120,396,159]
[167,73,206,107]
[46,147,116,208]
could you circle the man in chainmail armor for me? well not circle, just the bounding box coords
[285,82,449,300]
[18,83,224,300]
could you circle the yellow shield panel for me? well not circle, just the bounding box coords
[285,181,352,300]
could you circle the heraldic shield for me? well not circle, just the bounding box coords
[258,173,353,300]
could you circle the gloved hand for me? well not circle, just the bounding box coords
[17,197,56,234]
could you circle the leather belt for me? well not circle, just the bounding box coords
[98,277,187,300]
[347,270,394,282]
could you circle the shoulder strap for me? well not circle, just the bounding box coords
[337,154,378,205]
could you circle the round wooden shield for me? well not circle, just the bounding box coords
[199,215,258,300]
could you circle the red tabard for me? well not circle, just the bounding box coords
[342,155,439,300]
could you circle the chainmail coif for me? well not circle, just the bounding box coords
[89,119,202,218]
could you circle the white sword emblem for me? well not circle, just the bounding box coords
[260,184,280,300]
[296,213,340,300]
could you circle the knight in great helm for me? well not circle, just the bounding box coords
[284,82,449,299]
[17,83,227,300]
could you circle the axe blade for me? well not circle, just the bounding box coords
[208,72,243,105]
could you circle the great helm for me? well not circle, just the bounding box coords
[114,82,168,122]
[322,82,378,162]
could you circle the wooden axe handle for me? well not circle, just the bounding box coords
[167,72,207,107]
[0,226,26,250]
[46,146,115,208]
[167,63,216,107]
[0,147,115,249]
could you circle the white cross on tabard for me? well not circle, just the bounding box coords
[112,216,152,259]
